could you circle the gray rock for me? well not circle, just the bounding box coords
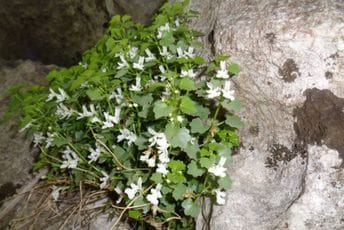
[189,0,344,229]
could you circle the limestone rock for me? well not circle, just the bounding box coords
[188,0,344,229]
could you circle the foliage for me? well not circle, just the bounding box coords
[5,0,242,228]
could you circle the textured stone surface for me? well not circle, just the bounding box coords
[188,0,344,229]
[0,0,165,66]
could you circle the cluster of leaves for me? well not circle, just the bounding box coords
[6,1,242,229]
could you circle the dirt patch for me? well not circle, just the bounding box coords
[0,182,20,205]
[325,71,333,79]
[278,59,299,83]
[293,88,344,159]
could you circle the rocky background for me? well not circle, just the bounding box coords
[0,0,343,229]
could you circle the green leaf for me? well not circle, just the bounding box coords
[168,160,186,172]
[187,161,205,177]
[217,144,232,159]
[165,124,191,148]
[52,136,69,147]
[132,93,153,107]
[115,68,128,78]
[218,176,232,190]
[128,210,141,220]
[172,183,188,201]
[225,115,244,129]
[153,100,173,119]
[86,89,104,101]
[181,199,201,218]
[182,142,199,160]
[180,96,197,116]
[179,78,197,91]
[190,118,210,134]
[167,172,186,184]
[159,31,175,46]
[228,63,240,75]
[199,156,217,169]
[195,104,210,119]
[151,173,163,184]
[222,99,241,112]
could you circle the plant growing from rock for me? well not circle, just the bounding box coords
[6,1,242,229]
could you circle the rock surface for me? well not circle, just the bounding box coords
[0,0,165,66]
[189,0,344,229]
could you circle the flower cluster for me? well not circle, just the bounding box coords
[9,1,242,229]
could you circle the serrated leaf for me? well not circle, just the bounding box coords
[222,99,241,112]
[199,156,216,169]
[132,93,153,107]
[179,78,197,91]
[225,115,244,129]
[180,96,197,116]
[190,118,210,134]
[153,100,173,119]
[187,161,205,177]
[181,199,201,218]
[218,176,232,190]
[172,183,187,200]
[167,172,186,184]
[228,63,240,75]
[151,173,163,183]
[168,160,186,172]
[165,124,191,148]
[195,104,210,119]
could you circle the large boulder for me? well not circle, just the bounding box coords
[0,0,165,66]
[189,0,344,229]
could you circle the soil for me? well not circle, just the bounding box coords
[278,58,300,83]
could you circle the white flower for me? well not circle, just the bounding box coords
[129,76,142,92]
[51,185,62,201]
[33,132,45,147]
[133,56,145,70]
[159,46,170,57]
[117,55,129,69]
[215,189,226,205]
[206,82,222,99]
[175,19,180,27]
[159,65,166,74]
[128,46,138,59]
[77,104,97,119]
[102,107,121,129]
[45,132,56,148]
[90,116,101,123]
[176,47,184,58]
[114,186,124,204]
[56,103,74,119]
[117,128,137,146]
[99,171,109,189]
[208,157,227,177]
[216,61,229,79]
[109,88,124,104]
[148,128,169,152]
[181,69,196,78]
[60,147,79,169]
[222,80,235,100]
[176,115,184,123]
[184,47,195,58]
[88,144,102,163]
[140,149,156,167]
[156,163,169,175]
[157,23,170,39]
[145,48,156,62]
[79,62,88,69]
[101,67,107,73]
[46,88,69,103]
[146,184,162,206]
[124,177,142,199]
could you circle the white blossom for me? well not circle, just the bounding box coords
[222,80,235,100]
[145,48,156,62]
[99,171,109,189]
[88,143,102,163]
[176,115,184,123]
[124,177,142,199]
[176,47,184,58]
[181,69,196,78]
[140,148,156,167]
[159,46,170,57]
[128,46,138,59]
[109,88,124,104]
[60,147,79,169]
[215,189,226,205]
[56,103,74,119]
[129,76,142,92]
[117,128,137,146]
[148,128,169,153]
[184,47,195,58]
[33,132,45,147]
[208,157,227,177]
[157,23,170,39]
[206,82,222,99]
[133,56,145,70]
[51,185,62,201]
[102,107,120,129]
[156,163,169,175]
[45,132,56,148]
[46,88,69,103]
[77,104,97,119]
[101,67,107,73]
[117,54,129,69]
[216,61,229,79]
[146,184,162,206]
[175,19,180,27]
[79,62,88,69]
